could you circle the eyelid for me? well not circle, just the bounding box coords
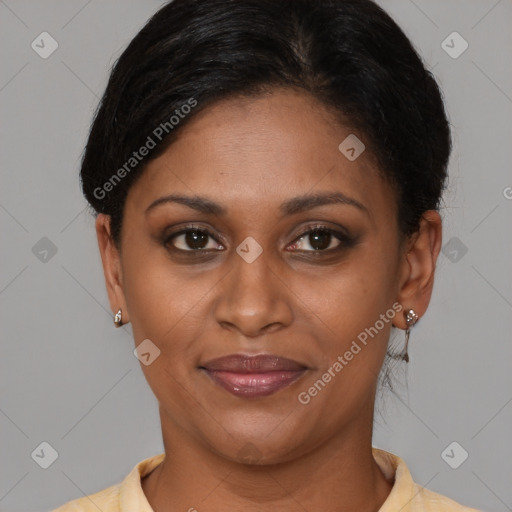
[293,223,348,241]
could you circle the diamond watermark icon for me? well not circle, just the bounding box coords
[31,32,59,59]
[236,236,263,263]
[338,134,365,161]
[134,338,161,366]
[441,441,468,469]
[442,236,468,263]
[32,237,58,263]
[31,441,59,469]
[237,442,262,464]
[441,31,468,59]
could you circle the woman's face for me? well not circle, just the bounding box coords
[101,88,418,463]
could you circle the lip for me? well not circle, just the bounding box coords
[200,354,308,398]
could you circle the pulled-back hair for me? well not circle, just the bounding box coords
[80,0,451,248]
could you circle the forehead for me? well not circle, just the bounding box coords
[126,88,392,220]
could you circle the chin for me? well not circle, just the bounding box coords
[199,409,314,465]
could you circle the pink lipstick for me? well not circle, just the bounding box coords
[200,354,307,397]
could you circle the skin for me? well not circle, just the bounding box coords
[96,88,442,512]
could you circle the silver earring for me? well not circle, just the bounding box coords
[402,309,419,363]
[113,308,123,328]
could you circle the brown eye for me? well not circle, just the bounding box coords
[289,226,348,252]
[165,227,223,252]
[306,228,334,250]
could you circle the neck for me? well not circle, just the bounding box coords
[142,407,393,512]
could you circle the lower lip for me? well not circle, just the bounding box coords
[203,369,306,397]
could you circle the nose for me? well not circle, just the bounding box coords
[213,249,293,338]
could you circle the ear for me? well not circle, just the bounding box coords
[95,214,129,324]
[393,210,442,329]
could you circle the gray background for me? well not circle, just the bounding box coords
[1,1,511,511]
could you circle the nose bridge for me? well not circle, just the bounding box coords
[233,246,275,297]
[214,245,291,335]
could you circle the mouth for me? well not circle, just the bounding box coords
[200,354,308,398]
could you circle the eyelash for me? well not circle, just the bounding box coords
[163,223,353,255]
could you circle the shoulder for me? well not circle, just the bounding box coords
[51,482,121,512]
[372,447,482,512]
[410,483,482,511]
[50,452,165,512]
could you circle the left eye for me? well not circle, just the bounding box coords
[288,227,345,252]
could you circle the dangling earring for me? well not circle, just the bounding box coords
[113,308,123,328]
[402,309,419,362]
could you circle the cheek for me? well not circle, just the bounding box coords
[121,243,207,346]
[120,250,210,411]
[298,242,401,404]
[314,249,399,339]
[294,267,398,426]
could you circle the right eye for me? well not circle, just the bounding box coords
[164,225,224,252]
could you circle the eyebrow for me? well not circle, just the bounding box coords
[145,191,369,217]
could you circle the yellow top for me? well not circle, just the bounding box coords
[52,448,481,511]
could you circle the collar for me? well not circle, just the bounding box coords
[117,447,462,511]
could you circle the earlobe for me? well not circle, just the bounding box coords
[393,210,442,329]
[95,214,129,325]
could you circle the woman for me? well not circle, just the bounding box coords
[53,0,481,510]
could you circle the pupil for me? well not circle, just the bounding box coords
[185,230,208,249]
[309,229,331,250]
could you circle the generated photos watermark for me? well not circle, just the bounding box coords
[93,97,198,200]
[298,302,403,405]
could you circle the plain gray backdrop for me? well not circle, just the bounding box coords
[1,1,511,511]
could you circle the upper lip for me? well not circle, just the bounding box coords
[200,354,308,373]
